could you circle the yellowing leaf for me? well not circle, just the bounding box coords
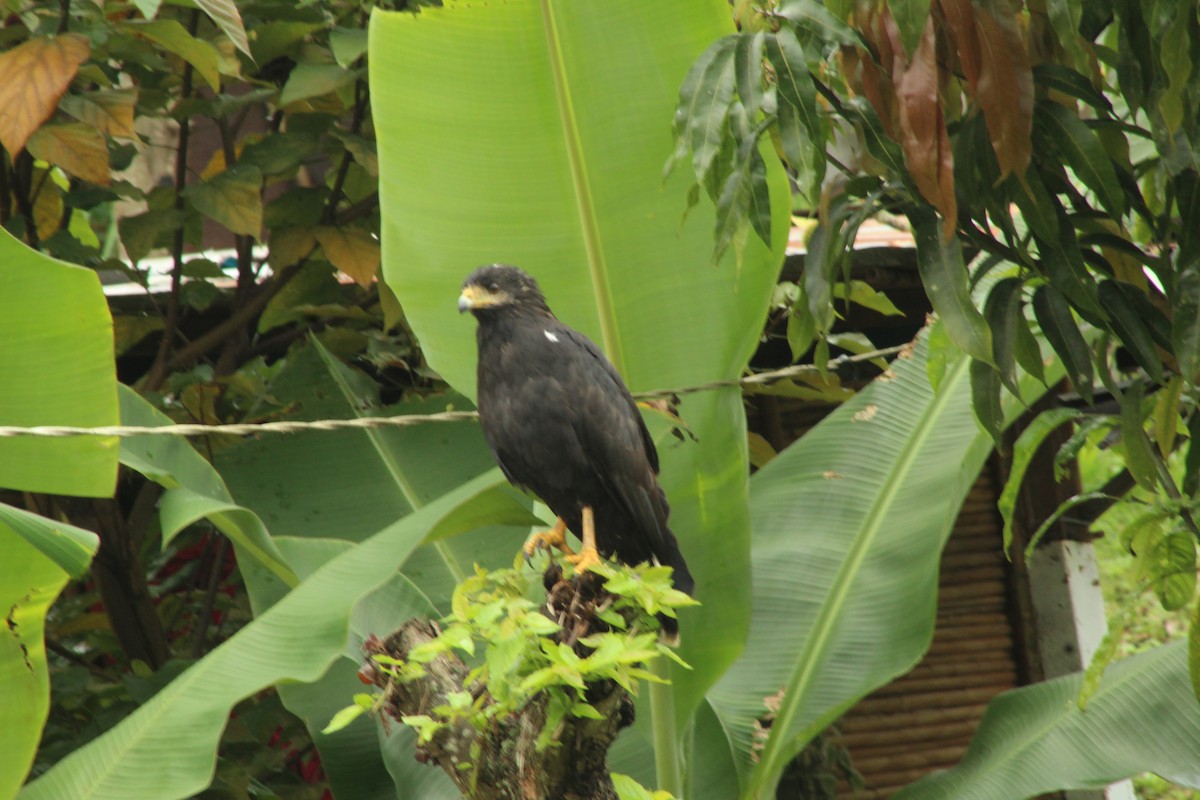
[31,174,63,241]
[268,226,317,271]
[184,165,263,237]
[314,226,380,286]
[195,0,251,58]
[58,89,138,139]
[26,123,111,185]
[0,34,91,155]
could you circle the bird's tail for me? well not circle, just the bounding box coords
[665,543,694,596]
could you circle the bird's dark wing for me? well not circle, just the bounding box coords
[559,327,659,473]
[557,326,677,563]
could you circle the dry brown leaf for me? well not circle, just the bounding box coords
[26,123,111,185]
[940,0,1032,180]
[0,34,91,155]
[895,18,957,236]
[314,225,381,287]
[847,4,907,141]
[972,1,1032,179]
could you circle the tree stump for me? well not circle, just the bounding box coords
[358,567,638,800]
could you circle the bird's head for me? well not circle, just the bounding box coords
[458,264,551,316]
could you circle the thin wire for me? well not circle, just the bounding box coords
[0,346,904,439]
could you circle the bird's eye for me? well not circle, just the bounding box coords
[487,282,499,292]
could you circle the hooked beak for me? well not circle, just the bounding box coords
[458,284,495,313]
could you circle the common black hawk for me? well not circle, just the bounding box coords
[458,265,694,636]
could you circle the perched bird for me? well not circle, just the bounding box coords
[458,265,694,635]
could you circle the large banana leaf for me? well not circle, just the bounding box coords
[0,227,117,496]
[707,332,1049,799]
[216,340,535,798]
[0,511,98,799]
[269,537,441,800]
[18,468,513,800]
[369,0,790,723]
[894,641,1200,798]
[117,386,297,586]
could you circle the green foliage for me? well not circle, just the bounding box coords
[5,0,1199,798]
[331,556,695,794]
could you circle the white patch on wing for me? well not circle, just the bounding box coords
[544,330,560,343]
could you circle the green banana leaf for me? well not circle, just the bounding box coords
[368,0,790,726]
[707,332,1051,799]
[18,468,515,800]
[270,537,441,800]
[0,512,98,798]
[0,227,118,496]
[215,339,535,798]
[894,641,1200,798]
[117,385,298,587]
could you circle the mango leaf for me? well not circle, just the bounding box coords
[774,0,861,46]
[890,0,931,58]
[893,642,1200,799]
[969,0,1033,179]
[1172,270,1200,382]
[18,470,513,800]
[895,22,957,232]
[0,228,118,497]
[1,519,97,799]
[911,208,992,364]
[764,27,824,199]
[1119,382,1159,492]
[1037,100,1125,219]
[734,33,765,121]
[1098,280,1165,382]
[0,34,89,154]
[1149,530,1196,611]
[369,0,791,736]
[1032,283,1094,403]
[970,356,1003,445]
[667,35,737,185]
[984,277,1026,397]
[1044,0,1088,70]
[709,331,1054,797]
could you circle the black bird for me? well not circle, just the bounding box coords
[458,265,694,634]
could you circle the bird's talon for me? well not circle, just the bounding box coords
[565,546,602,575]
[522,518,574,559]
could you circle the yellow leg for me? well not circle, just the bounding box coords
[523,517,575,558]
[565,506,601,573]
